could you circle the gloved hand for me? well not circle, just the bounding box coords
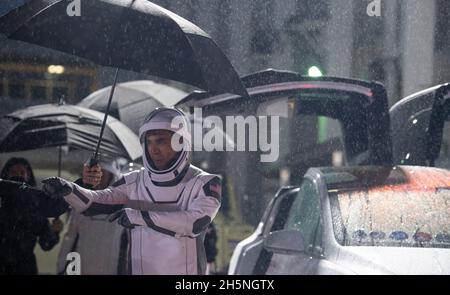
[109,208,142,229]
[42,177,73,199]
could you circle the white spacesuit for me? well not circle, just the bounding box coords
[46,108,221,275]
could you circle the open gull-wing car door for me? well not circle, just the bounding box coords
[177,69,392,226]
[179,69,392,168]
[390,83,450,168]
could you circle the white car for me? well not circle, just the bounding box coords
[229,165,450,275]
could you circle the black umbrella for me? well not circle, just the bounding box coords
[0,104,141,162]
[78,80,191,134]
[0,0,248,97]
[1,0,248,168]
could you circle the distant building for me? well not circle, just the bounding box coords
[154,0,449,106]
[2,0,448,107]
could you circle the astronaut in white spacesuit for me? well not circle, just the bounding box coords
[43,107,222,275]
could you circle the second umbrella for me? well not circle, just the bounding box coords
[0,104,141,161]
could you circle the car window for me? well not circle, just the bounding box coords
[435,120,450,169]
[256,93,348,171]
[391,85,450,168]
[283,179,321,248]
[266,189,298,234]
[393,108,433,166]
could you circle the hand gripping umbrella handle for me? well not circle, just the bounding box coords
[83,154,99,190]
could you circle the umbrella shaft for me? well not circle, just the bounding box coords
[94,68,120,160]
[58,146,62,177]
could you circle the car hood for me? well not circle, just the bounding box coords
[334,246,450,275]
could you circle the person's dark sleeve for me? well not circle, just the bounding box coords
[23,187,68,217]
[0,179,68,217]
[0,180,21,208]
[38,217,60,251]
[36,191,69,218]
[0,179,22,195]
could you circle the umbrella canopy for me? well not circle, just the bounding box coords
[0,0,248,97]
[0,104,141,161]
[78,80,190,134]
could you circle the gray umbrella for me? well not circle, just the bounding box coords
[78,80,191,134]
[0,104,141,161]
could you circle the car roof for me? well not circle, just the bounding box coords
[240,68,377,89]
[312,165,450,192]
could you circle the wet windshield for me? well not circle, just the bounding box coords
[330,179,450,249]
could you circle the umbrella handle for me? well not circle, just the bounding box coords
[87,68,119,190]
[86,155,99,168]
[93,68,120,160]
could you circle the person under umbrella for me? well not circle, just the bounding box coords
[43,107,221,275]
[0,158,66,274]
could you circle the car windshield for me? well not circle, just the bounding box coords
[329,167,450,249]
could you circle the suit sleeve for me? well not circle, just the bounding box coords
[131,175,221,238]
[63,176,132,216]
